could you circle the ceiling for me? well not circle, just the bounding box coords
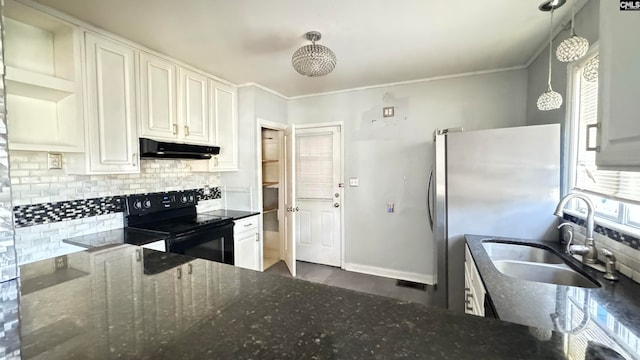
[33,0,578,98]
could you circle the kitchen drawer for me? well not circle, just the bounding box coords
[234,216,259,235]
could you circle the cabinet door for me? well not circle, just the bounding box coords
[181,261,209,330]
[84,32,138,173]
[142,266,182,345]
[92,246,144,359]
[139,52,177,140]
[597,1,640,169]
[179,67,210,144]
[210,79,238,171]
[235,231,260,271]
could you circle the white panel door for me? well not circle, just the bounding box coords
[179,67,210,144]
[284,125,297,277]
[139,52,177,140]
[210,79,238,170]
[295,126,342,267]
[596,0,640,169]
[84,32,138,173]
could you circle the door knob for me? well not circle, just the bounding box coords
[335,193,340,198]
[334,203,340,208]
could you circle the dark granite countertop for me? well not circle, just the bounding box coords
[64,228,167,249]
[199,209,260,220]
[2,244,633,359]
[466,234,640,360]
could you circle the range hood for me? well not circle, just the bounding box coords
[139,138,219,160]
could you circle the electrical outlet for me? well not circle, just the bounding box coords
[55,256,67,270]
[48,153,63,169]
[349,178,359,187]
[383,106,395,118]
[387,202,395,213]
[204,185,211,195]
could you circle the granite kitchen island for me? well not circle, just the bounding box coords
[0,244,628,359]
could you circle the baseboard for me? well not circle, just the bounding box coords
[343,262,436,285]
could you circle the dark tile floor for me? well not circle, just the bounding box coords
[265,261,434,305]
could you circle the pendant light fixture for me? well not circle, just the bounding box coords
[556,5,589,62]
[292,31,337,77]
[583,55,599,82]
[537,2,563,111]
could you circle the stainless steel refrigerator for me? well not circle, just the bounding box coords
[428,124,561,311]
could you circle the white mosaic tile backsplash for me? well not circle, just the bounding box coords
[10,151,222,205]
[10,151,223,265]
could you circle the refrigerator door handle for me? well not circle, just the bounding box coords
[427,168,434,231]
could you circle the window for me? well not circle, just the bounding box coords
[568,49,640,232]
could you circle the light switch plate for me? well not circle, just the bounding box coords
[48,153,63,169]
[349,178,359,187]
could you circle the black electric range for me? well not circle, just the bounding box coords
[124,190,235,265]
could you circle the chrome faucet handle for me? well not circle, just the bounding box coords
[600,248,620,282]
[557,223,575,254]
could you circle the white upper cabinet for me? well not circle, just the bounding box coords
[596,0,640,170]
[210,79,238,171]
[138,52,178,140]
[72,32,139,174]
[3,0,84,153]
[178,68,211,144]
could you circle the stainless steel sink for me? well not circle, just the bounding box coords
[482,242,564,264]
[492,260,600,288]
[481,241,600,288]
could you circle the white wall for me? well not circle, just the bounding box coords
[288,69,529,282]
[222,86,287,210]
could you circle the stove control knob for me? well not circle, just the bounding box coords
[180,195,188,203]
[188,194,195,202]
[143,199,152,208]
[133,199,142,210]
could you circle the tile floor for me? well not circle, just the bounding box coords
[265,260,434,305]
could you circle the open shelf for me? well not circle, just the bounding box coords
[262,182,279,188]
[263,207,278,214]
[262,159,279,164]
[6,66,76,101]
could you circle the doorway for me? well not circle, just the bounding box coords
[295,124,343,268]
[257,120,296,277]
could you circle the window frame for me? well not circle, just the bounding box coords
[565,42,640,237]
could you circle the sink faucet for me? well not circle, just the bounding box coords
[554,193,598,264]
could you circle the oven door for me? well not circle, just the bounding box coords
[168,222,234,265]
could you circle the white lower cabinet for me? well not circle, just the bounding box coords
[464,244,486,317]
[91,246,144,358]
[234,215,261,271]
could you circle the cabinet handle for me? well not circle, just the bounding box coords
[586,123,600,152]
[135,249,141,262]
[214,156,219,167]
[132,153,137,166]
[184,125,190,136]
[255,233,259,241]
[188,264,193,274]
[172,123,178,135]
[177,267,182,279]
[244,223,253,227]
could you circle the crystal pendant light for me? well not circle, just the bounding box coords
[556,6,589,62]
[538,7,563,111]
[291,31,337,77]
[583,55,599,82]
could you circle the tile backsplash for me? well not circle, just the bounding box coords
[10,151,223,265]
[563,215,640,284]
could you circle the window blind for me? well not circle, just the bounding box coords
[296,133,333,199]
[573,55,640,203]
